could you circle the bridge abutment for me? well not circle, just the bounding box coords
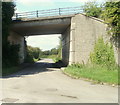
[69,14,120,65]
[8,31,26,64]
[61,26,70,65]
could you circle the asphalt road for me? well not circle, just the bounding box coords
[0,59,118,103]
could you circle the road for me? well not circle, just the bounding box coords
[0,59,118,103]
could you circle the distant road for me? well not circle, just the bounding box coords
[1,59,118,103]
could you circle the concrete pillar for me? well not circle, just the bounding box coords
[69,17,76,65]
[8,31,25,64]
[61,26,70,66]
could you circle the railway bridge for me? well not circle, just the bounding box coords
[9,7,119,65]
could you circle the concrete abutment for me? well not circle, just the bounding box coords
[62,14,119,66]
[8,31,26,63]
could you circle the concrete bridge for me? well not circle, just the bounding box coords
[9,7,119,65]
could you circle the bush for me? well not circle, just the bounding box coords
[82,1,102,18]
[2,2,19,68]
[2,43,20,67]
[90,37,115,67]
[24,54,34,63]
[24,46,41,63]
[101,1,120,37]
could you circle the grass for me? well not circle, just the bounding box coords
[63,64,119,85]
[33,58,39,62]
[2,66,19,76]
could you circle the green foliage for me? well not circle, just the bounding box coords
[2,2,20,68]
[3,43,20,67]
[40,36,62,62]
[82,1,102,18]
[24,54,34,63]
[25,46,41,63]
[2,2,15,45]
[51,48,59,55]
[82,1,120,37]
[28,46,41,59]
[41,48,59,56]
[64,64,119,85]
[101,1,120,36]
[90,37,115,67]
[2,66,19,76]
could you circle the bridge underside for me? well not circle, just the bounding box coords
[11,16,72,36]
[10,16,73,65]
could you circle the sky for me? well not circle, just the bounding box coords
[14,0,105,51]
[14,0,105,13]
[26,35,61,51]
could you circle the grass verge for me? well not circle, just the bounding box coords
[63,64,119,85]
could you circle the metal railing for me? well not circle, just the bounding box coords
[14,6,83,20]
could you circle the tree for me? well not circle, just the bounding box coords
[25,46,41,63]
[2,2,20,67]
[2,2,15,46]
[32,47,41,59]
[82,1,102,18]
[51,48,58,55]
[101,1,120,37]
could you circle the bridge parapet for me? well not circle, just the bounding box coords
[13,6,83,20]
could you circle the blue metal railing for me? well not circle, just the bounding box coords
[14,6,83,19]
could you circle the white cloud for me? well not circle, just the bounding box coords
[26,34,61,51]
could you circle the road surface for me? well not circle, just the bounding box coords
[0,59,118,103]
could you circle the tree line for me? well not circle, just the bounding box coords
[2,2,20,67]
[25,45,62,63]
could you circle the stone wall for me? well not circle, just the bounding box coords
[70,14,120,65]
[8,31,26,63]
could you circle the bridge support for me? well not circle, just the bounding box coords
[61,17,76,65]
[61,26,70,65]
[8,31,26,64]
[69,14,120,65]
[62,14,120,66]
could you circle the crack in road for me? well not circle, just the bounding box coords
[1,98,19,103]
[60,94,78,99]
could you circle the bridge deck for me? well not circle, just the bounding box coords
[12,6,83,36]
[13,14,75,22]
[13,6,83,20]
[12,15,72,36]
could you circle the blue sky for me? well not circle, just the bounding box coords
[14,0,104,51]
[14,0,105,13]
[15,1,83,13]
